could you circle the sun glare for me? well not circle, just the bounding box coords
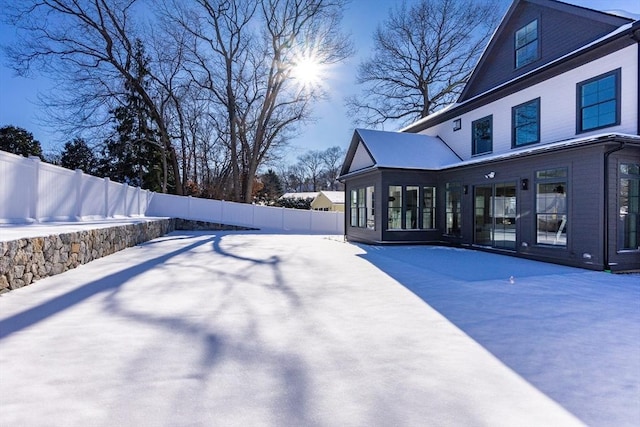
[291,51,326,90]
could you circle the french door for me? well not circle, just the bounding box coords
[474,183,517,249]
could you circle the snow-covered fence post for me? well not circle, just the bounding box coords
[122,183,128,217]
[28,156,40,222]
[103,177,110,218]
[74,169,83,220]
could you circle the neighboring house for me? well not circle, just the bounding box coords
[311,191,345,212]
[339,0,640,272]
[280,191,345,212]
[280,192,318,201]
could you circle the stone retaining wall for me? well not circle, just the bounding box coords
[0,219,174,292]
[173,218,257,231]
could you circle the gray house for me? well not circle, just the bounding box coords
[339,0,640,272]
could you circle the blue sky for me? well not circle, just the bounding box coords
[0,0,638,162]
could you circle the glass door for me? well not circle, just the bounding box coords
[474,183,517,249]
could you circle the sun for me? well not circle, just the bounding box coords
[290,50,326,90]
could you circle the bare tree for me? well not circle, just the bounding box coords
[4,0,185,194]
[167,0,352,202]
[346,0,499,128]
[320,146,345,190]
[297,149,325,191]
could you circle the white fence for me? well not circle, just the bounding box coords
[0,150,344,234]
[0,151,150,223]
[146,193,344,234]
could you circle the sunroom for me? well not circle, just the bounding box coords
[339,129,460,244]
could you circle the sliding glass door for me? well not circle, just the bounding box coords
[474,183,517,249]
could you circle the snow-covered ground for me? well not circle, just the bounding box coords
[0,231,637,426]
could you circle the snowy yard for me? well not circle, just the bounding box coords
[0,231,638,426]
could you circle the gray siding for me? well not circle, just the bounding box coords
[461,2,624,101]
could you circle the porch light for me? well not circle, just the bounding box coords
[484,171,496,179]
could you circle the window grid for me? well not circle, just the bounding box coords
[515,20,538,68]
[350,186,374,229]
[577,69,620,133]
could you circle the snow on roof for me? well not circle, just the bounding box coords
[319,191,344,204]
[353,128,462,171]
[441,133,640,169]
[602,10,640,20]
[280,192,318,200]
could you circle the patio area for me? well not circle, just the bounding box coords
[0,230,638,426]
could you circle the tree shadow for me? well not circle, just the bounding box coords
[95,230,311,424]
[0,235,216,340]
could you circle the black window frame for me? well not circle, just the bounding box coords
[576,68,621,134]
[350,186,374,229]
[534,168,568,247]
[512,98,541,148]
[619,162,640,251]
[472,115,493,156]
[515,19,539,69]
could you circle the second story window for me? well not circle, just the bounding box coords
[515,19,538,68]
[472,115,492,155]
[512,98,540,147]
[577,69,621,133]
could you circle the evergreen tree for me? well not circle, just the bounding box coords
[60,137,98,174]
[0,125,43,159]
[256,169,284,203]
[98,40,168,192]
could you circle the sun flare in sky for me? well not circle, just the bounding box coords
[290,49,328,90]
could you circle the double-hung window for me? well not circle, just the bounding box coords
[577,69,620,133]
[515,20,538,68]
[512,98,540,147]
[350,186,374,229]
[472,115,492,155]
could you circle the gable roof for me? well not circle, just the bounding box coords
[317,191,344,204]
[458,0,633,102]
[339,129,462,178]
[401,13,638,134]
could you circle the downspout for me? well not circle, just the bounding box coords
[603,142,625,270]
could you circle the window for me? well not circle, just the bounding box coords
[535,168,568,246]
[350,189,358,227]
[472,115,492,155]
[423,186,436,229]
[388,186,403,229]
[577,69,620,133]
[619,163,639,250]
[366,186,375,230]
[445,182,462,236]
[515,19,538,68]
[405,186,419,229]
[387,185,437,230]
[350,186,374,229]
[512,98,540,147]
